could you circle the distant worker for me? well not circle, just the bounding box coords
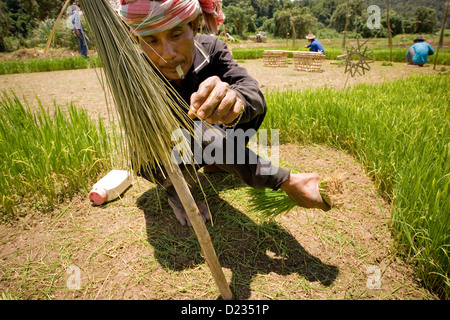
[405,35,434,67]
[71,2,90,58]
[225,32,235,42]
[305,33,325,55]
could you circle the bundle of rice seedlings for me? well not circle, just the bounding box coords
[78,0,232,300]
[250,175,344,219]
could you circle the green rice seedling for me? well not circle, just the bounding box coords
[0,56,102,75]
[231,48,265,60]
[249,188,297,218]
[250,177,341,219]
[0,90,119,221]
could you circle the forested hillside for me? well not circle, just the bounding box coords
[222,0,446,38]
[0,0,448,52]
[362,0,449,28]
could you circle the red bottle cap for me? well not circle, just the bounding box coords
[89,187,108,205]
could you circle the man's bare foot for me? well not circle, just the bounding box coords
[168,198,211,226]
[280,173,331,211]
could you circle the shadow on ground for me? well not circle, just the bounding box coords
[136,173,339,299]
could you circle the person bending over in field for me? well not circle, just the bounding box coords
[405,35,434,67]
[305,33,325,55]
[119,0,330,226]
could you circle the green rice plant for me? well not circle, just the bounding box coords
[249,189,297,218]
[0,90,120,221]
[250,179,337,219]
[231,48,265,60]
[262,74,449,298]
[0,56,102,75]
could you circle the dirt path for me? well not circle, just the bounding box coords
[0,60,441,300]
[0,59,441,120]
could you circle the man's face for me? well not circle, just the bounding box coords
[138,21,196,81]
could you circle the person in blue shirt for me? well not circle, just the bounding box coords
[406,35,434,67]
[305,33,325,55]
[70,2,90,58]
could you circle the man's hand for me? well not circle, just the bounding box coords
[188,76,244,125]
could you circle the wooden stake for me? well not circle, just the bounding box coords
[342,0,350,53]
[44,0,71,54]
[434,0,450,70]
[386,0,393,62]
[165,164,233,300]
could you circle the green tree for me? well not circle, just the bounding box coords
[329,0,364,32]
[249,0,282,19]
[415,6,437,33]
[0,0,67,50]
[224,4,256,36]
[382,11,403,36]
[273,7,318,39]
[0,0,10,51]
[310,0,339,27]
[261,17,275,34]
[402,17,417,34]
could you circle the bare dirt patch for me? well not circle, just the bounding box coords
[0,56,441,300]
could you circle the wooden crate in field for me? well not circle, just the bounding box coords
[293,51,325,72]
[263,50,288,67]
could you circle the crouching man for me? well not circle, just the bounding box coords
[119,0,330,226]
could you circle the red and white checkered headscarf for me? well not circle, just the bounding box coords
[119,0,224,36]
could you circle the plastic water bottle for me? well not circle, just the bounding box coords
[89,170,132,205]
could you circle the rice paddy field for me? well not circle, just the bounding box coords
[0,37,448,301]
[262,75,449,299]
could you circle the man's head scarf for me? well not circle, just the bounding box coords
[119,0,225,36]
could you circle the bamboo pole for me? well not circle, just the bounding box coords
[386,0,393,62]
[342,0,350,53]
[44,0,71,54]
[76,0,233,299]
[165,164,233,300]
[434,0,450,70]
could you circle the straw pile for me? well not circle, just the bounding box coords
[79,0,195,178]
